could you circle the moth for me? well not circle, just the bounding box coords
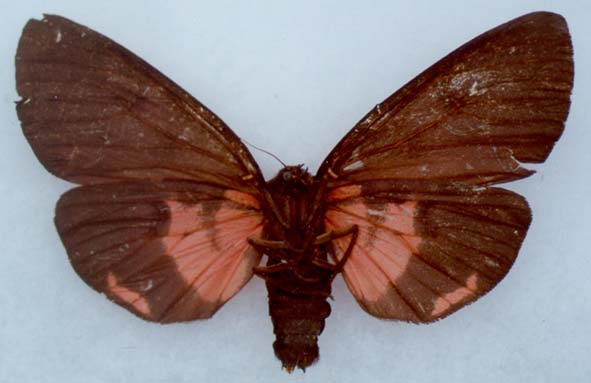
[15,12,573,371]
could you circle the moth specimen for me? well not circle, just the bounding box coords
[15,12,573,371]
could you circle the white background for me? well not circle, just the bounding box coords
[1,1,589,382]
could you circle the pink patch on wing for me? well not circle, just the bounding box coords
[325,199,421,302]
[160,198,263,305]
[107,272,151,315]
[327,197,486,320]
[431,274,478,316]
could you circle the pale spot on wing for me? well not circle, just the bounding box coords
[448,71,493,94]
[367,208,385,218]
[431,274,478,316]
[107,272,151,315]
[468,81,486,96]
[343,160,364,172]
[178,127,191,141]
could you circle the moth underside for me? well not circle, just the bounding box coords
[15,12,573,371]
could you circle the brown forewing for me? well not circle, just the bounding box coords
[319,12,573,186]
[15,15,263,192]
[320,12,573,322]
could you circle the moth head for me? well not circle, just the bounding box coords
[276,165,313,187]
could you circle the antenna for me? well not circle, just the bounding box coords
[242,138,287,167]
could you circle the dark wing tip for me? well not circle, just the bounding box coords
[16,14,76,96]
[515,11,567,26]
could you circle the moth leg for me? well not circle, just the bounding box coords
[308,258,337,271]
[249,238,303,278]
[262,190,290,229]
[311,224,359,277]
[254,263,332,296]
[253,262,290,277]
[313,224,358,245]
[254,259,327,283]
[291,272,325,284]
[248,237,292,251]
[331,225,358,275]
[248,236,304,268]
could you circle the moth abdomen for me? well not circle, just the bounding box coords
[267,283,331,372]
